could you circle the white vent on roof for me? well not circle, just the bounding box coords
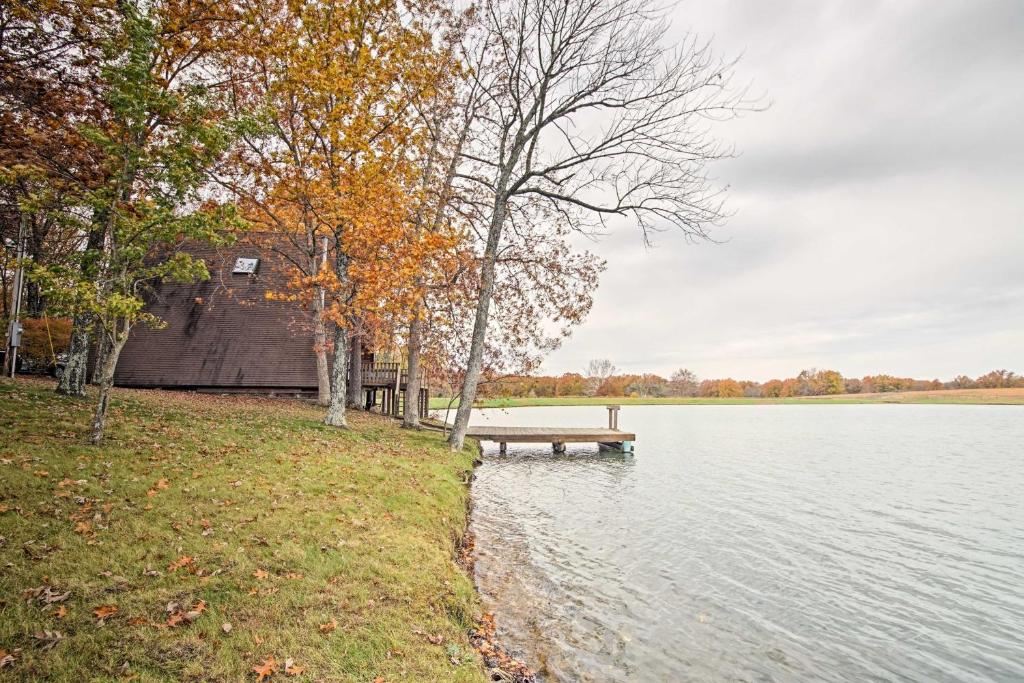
[233,257,259,274]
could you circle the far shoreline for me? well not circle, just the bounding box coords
[431,387,1024,410]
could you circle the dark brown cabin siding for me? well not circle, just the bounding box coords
[115,242,322,390]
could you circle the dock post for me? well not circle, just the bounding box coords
[499,442,507,455]
[607,405,620,430]
[552,441,566,454]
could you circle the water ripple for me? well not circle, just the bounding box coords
[470,405,1024,682]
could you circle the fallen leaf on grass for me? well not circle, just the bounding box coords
[0,649,16,668]
[183,600,207,623]
[282,572,303,580]
[426,634,444,645]
[32,630,64,650]
[221,622,233,634]
[94,604,119,624]
[252,569,269,580]
[318,618,337,634]
[168,556,195,573]
[284,658,304,676]
[166,599,206,627]
[24,584,71,606]
[54,605,68,619]
[34,470,49,478]
[252,656,277,681]
[74,521,92,535]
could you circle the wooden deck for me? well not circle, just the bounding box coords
[465,426,636,453]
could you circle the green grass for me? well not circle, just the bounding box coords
[431,387,1024,409]
[0,378,487,682]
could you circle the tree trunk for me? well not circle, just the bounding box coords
[324,238,351,428]
[347,330,363,409]
[57,315,91,396]
[448,198,507,450]
[90,324,128,445]
[91,330,110,385]
[308,224,330,405]
[312,292,331,405]
[24,281,43,319]
[402,307,424,428]
[25,215,46,317]
[325,321,349,427]
[57,215,107,396]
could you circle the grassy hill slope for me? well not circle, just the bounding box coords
[0,379,486,682]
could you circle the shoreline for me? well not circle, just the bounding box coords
[431,387,1024,410]
[462,445,539,683]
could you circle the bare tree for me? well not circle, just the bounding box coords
[584,358,616,396]
[668,368,699,397]
[447,0,751,448]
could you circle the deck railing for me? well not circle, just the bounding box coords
[358,361,426,388]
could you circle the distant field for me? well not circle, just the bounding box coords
[430,387,1024,409]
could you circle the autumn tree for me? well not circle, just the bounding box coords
[32,0,243,442]
[216,0,456,424]
[0,0,111,387]
[627,373,668,398]
[976,369,1021,388]
[428,211,602,420]
[948,375,976,389]
[698,378,742,398]
[446,0,750,448]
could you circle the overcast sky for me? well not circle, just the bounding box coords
[541,0,1024,382]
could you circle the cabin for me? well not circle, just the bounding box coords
[114,241,428,417]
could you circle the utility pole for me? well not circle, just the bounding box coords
[5,213,27,377]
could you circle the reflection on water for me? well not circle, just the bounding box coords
[469,405,1024,682]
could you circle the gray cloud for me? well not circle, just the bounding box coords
[541,0,1024,381]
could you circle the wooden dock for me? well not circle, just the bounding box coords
[466,407,635,453]
[466,426,636,453]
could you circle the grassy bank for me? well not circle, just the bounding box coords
[0,378,487,682]
[431,387,1024,409]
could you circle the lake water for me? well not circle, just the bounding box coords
[468,405,1024,682]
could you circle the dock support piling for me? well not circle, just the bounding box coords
[499,442,507,455]
[607,405,620,429]
[552,441,566,454]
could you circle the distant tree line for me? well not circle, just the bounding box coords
[472,362,1024,399]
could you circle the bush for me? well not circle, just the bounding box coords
[17,317,72,371]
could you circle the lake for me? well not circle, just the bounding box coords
[467,405,1024,682]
